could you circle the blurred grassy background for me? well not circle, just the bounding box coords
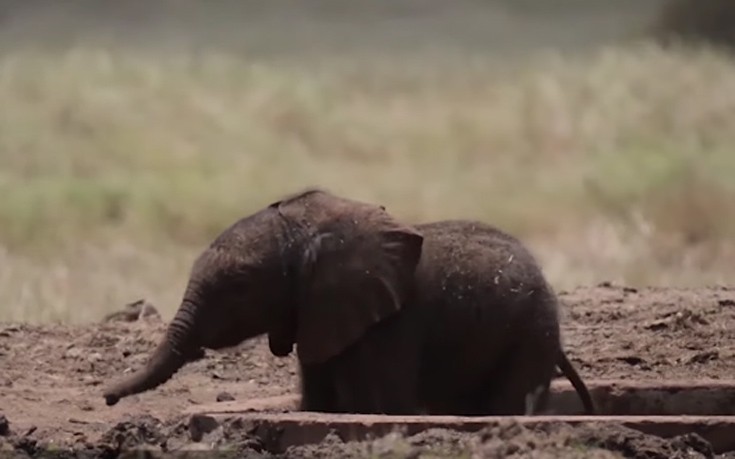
[1,0,734,322]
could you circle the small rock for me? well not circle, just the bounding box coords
[83,377,102,386]
[689,351,719,364]
[216,392,235,402]
[188,415,219,442]
[0,326,20,338]
[78,402,94,412]
[718,299,735,307]
[68,418,89,425]
[671,432,714,457]
[65,348,83,359]
[103,299,161,323]
[0,437,14,451]
[644,320,668,331]
[617,355,647,366]
[0,414,9,436]
[671,310,709,329]
[651,309,709,331]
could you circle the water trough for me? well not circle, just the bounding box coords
[184,379,735,453]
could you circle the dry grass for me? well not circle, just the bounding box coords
[1,42,734,323]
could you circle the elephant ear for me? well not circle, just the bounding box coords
[291,204,424,365]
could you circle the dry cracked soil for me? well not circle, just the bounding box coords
[1,284,734,458]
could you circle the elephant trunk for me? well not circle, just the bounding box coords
[103,300,199,406]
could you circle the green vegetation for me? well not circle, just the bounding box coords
[0,2,733,323]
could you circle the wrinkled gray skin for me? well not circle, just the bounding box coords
[103,189,594,416]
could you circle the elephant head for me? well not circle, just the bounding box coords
[102,189,424,406]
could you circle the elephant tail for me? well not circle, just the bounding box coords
[557,351,595,415]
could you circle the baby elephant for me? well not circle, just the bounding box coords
[103,189,594,415]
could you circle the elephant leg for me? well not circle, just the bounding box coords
[332,314,421,414]
[481,338,557,415]
[298,362,338,412]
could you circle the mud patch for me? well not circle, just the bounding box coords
[576,424,716,459]
[0,285,733,457]
[236,421,724,458]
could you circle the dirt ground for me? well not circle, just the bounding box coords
[1,284,734,458]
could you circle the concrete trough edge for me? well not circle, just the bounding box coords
[185,378,735,416]
[552,378,735,415]
[193,412,735,454]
